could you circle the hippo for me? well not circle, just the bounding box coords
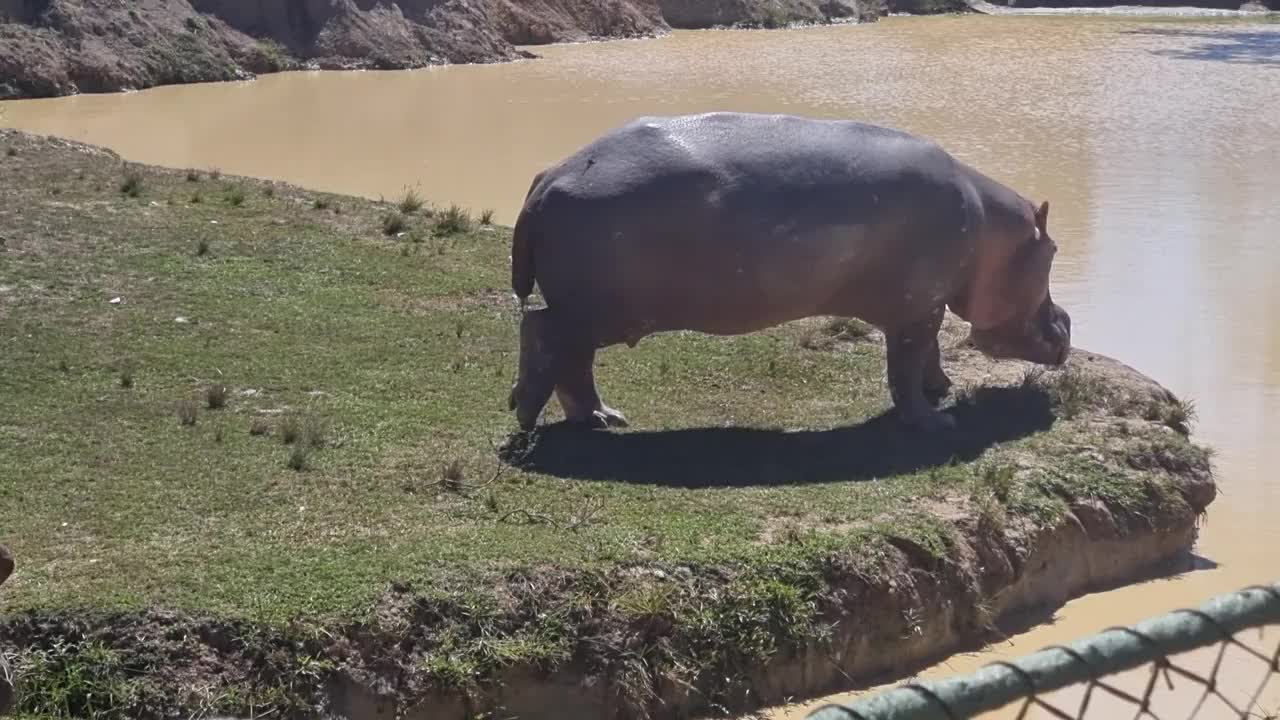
[507,112,1071,432]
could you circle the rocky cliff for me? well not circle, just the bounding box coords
[0,0,884,100]
[0,0,523,98]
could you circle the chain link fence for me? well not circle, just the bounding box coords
[809,582,1280,720]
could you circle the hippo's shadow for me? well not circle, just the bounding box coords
[507,384,1057,488]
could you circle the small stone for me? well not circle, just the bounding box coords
[174,316,189,323]
[109,296,122,304]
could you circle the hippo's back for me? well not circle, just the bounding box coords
[533,112,953,208]
[517,112,972,338]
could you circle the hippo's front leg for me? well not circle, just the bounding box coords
[923,334,953,403]
[886,306,955,431]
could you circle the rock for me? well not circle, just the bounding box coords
[483,0,667,44]
[659,0,879,28]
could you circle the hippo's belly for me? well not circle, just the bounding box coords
[542,211,944,345]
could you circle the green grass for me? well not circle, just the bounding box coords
[223,184,246,206]
[10,640,137,719]
[174,400,198,427]
[0,130,1215,719]
[435,203,473,235]
[382,211,408,236]
[397,187,426,215]
[118,168,143,197]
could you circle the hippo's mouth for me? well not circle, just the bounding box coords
[1054,344,1070,366]
[966,305,1071,367]
[1043,300,1072,366]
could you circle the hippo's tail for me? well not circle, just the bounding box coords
[511,209,537,302]
[511,171,545,302]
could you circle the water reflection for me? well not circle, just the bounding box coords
[1127,25,1280,65]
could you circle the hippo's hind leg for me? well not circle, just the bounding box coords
[886,306,955,431]
[509,308,627,431]
[510,308,557,431]
[555,342,628,429]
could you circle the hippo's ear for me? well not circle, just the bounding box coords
[1034,201,1050,235]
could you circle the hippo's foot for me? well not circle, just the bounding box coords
[552,341,628,430]
[922,336,952,403]
[566,404,630,430]
[923,370,952,403]
[511,378,555,432]
[887,309,953,429]
[511,308,558,431]
[593,404,630,428]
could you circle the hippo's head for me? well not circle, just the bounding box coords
[961,200,1072,367]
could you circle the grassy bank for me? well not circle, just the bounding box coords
[0,129,1214,719]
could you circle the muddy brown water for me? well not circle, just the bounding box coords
[3,11,1280,719]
